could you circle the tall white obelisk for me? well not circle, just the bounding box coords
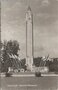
[26,6,33,71]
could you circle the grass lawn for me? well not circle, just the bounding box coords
[0,74,58,90]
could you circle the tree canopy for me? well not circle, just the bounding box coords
[1,40,20,72]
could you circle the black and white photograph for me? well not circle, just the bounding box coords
[0,0,58,90]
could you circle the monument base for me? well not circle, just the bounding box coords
[26,57,33,71]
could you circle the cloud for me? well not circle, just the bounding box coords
[41,0,50,6]
[37,13,50,19]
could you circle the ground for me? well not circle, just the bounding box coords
[0,73,58,90]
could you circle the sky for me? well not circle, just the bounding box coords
[1,0,58,58]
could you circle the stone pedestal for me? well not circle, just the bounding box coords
[26,57,33,71]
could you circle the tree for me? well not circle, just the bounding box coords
[2,40,20,72]
[0,41,3,72]
[6,40,19,56]
[33,57,42,67]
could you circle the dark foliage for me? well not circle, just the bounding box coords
[20,58,27,70]
[1,40,20,72]
[33,57,42,67]
[35,72,41,77]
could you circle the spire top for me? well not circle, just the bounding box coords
[27,6,31,11]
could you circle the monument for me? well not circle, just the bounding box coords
[26,6,34,71]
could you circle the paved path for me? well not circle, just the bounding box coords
[1,73,58,77]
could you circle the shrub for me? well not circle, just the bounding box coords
[35,71,41,77]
